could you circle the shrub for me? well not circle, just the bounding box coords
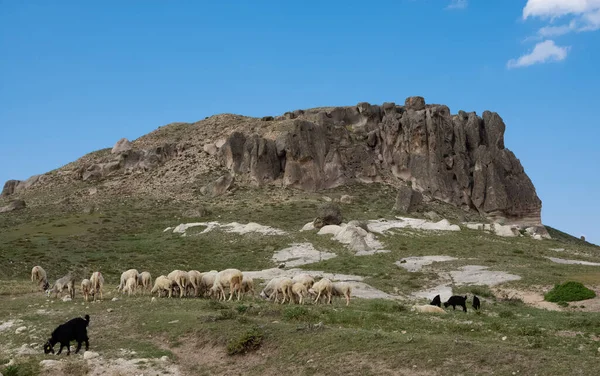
[544,282,596,303]
[282,306,311,321]
[226,326,263,355]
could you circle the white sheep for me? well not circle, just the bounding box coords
[200,270,218,297]
[118,269,139,292]
[291,282,309,305]
[137,271,152,295]
[89,271,104,301]
[331,282,352,306]
[31,265,49,291]
[167,270,190,298]
[260,277,293,304]
[210,269,244,301]
[47,273,75,299]
[241,274,255,297]
[122,276,137,296]
[292,273,315,289]
[151,275,174,298]
[187,270,203,297]
[81,279,92,302]
[309,278,333,304]
[411,304,447,314]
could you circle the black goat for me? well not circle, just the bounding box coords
[472,295,481,310]
[43,314,90,355]
[443,295,468,312]
[429,294,441,307]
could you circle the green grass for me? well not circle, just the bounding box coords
[544,281,597,303]
[1,185,600,374]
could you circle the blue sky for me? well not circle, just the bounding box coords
[1,0,598,245]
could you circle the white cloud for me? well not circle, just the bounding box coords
[507,40,569,69]
[523,0,600,35]
[523,0,600,19]
[447,0,467,10]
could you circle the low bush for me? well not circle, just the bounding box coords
[544,282,596,303]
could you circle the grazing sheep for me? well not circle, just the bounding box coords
[292,273,315,289]
[151,275,174,298]
[43,314,90,355]
[472,295,481,310]
[187,270,202,297]
[137,272,152,295]
[210,269,244,301]
[118,269,139,292]
[81,279,92,302]
[430,294,441,307]
[309,278,333,304]
[122,276,137,296]
[241,274,255,297]
[331,282,352,306]
[167,270,190,298]
[200,270,218,297]
[411,304,447,314]
[260,277,285,301]
[89,272,104,301]
[444,295,468,312]
[47,273,75,299]
[291,282,308,305]
[31,265,49,291]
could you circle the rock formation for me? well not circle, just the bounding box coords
[219,96,542,225]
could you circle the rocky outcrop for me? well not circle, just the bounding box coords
[0,199,26,213]
[393,186,423,213]
[78,143,181,181]
[314,202,343,229]
[111,138,132,154]
[219,97,542,226]
[1,180,21,196]
[200,173,235,197]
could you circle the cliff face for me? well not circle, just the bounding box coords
[219,97,542,225]
[1,96,542,226]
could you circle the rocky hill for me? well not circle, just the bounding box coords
[1,96,543,230]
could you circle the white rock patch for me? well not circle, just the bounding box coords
[0,320,18,332]
[368,217,461,234]
[396,256,458,272]
[316,223,388,254]
[450,265,521,286]
[169,221,286,236]
[272,243,337,267]
[546,257,600,266]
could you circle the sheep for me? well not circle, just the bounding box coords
[292,273,315,289]
[151,275,174,298]
[472,295,481,310]
[137,271,152,295]
[200,270,218,297]
[81,279,92,302]
[46,273,75,299]
[122,276,137,296]
[43,314,90,355]
[89,271,104,301]
[118,269,139,292]
[167,270,190,298]
[187,270,203,297]
[291,282,308,305]
[309,278,333,304]
[260,277,292,304]
[210,269,244,301]
[331,282,352,306]
[444,295,468,312]
[411,304,447,314]
[430,294,441,307]
[31,265,49,291]
[241,274,255,298]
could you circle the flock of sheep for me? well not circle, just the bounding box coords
[30,265,352,306]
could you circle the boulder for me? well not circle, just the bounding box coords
[313,202,343,228]
[340,195,353,204]
[200,173,235,197]
[405,96,426,111]
[111,138,132,154]
[203,143,218,155]
[0,199,26,213]
[393,186,423,213]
